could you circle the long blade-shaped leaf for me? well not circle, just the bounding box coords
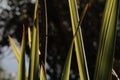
[28,22,38,80]
[28,0,39,79]
[8,36,20,63]
[40,64,46,80]
[18,25,25,80]
[68,0,89,80]
[9,36,28,80]
[61,42,73,80]
[35,13,40,80]
[94,0,119,80]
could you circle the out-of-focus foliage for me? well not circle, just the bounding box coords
[0,0,35,47]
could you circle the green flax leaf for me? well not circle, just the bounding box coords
[40,64,46,80]
[68,0,89,80]
[94,0,119,80]
[35,13,40,80]
[61,42,73,80]
[18,25,25,80]
[9,36,27,80]
[28,22,39,80]
[28,17,39,80]
[28,0,39,80]
[8,36,20,63]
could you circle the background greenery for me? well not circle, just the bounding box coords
[0,0,120,80]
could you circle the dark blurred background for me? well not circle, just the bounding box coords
[0,0,119,80]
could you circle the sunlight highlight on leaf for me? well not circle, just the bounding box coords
[40,64,46,80]
[68,0,90,80]
[28,26,31,48]
[8,36,20,63]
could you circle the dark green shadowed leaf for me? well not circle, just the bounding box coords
[68,0,90,80]
[61,42,73,80]
[18,25,26,80]
[94,0,119,80]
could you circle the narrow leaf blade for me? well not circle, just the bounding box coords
[8,36,20,63]
[28,0,39,79]
[40,64,46,80]
[18,25,25,80]
[68,0,90,80]
[61,42,73,80]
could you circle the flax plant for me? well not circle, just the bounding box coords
[8,0,119,80]
[9,0,46,80]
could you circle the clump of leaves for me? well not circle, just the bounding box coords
[9,0,119,80]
